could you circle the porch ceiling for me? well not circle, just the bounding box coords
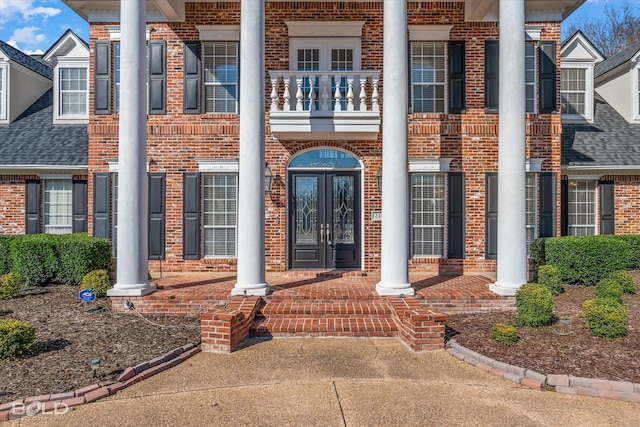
[63,0,585,23]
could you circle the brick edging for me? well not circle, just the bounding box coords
[446,339,640,403]
[0,343,201,422]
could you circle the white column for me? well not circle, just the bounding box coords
[232,0,269,296]
[376,0,414,296]
[109,0,155,297]
[490,0,527,296]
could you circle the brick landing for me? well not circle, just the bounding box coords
[110,272,514,352]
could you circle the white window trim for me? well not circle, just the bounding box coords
[197,158,239,173]
[566,178,599,236]
[408,25,453,42]
[289,38,362,71]
[0,63,6,121]
[42,178,73,235]
[409,158,452,172]
[525,173,537,255]
[560,62,595,123]
[53,58,89,124]
[196,25,240,41]
[106,159,151,172]
[106,25,151,41]
[525,42,537,114]
[410,172,447,258]
[202,41,239,114]
[202,172,238,259]
[286,21,364,38]
[633,57,640,121]
[410,41,448,114]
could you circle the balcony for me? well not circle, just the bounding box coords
[268,70,381,141]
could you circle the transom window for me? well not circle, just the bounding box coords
[567,180,597,235]
[60,68,87,116]
[203,174,237,257]
[411,42,446,113]
[203,42,238,113]
[411,174,446,256]
[43,180,72,234]
[561,68,586,115]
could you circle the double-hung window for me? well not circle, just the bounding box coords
[43,180,73,235]
[202,174,238,257]
[203,42,238,113]
[525,43,536,113]
[0,67,4,120]
[60,68,88,117]
[525,173,537,253]
[561,68,586,115]
[411,174,446,256]
[411,42,446,113]
[567,180,597,235]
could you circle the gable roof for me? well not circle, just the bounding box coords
[0,40,53,80]
[0,89,87,167]
[42,29,89,61]
[595,41,640,78]
[562,94,640,168]
[560,30,605,63]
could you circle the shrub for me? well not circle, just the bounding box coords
[80,270,111,298]
[515,283,553,327]
[0,319,35,360]
[544,236,630,285]
[0,235,16,275]
[491,323,518,345]
[10,235,59,287]
[607,270,636,294]
[581,298,627,340]
[0,273,21,300]
[616,235,640,269]
[536,264,563,296]
[529,238,547,267]
[595,278,624,302]
[57,234,112,286]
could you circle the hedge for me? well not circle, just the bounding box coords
[544,235,630,286]
[0,235,17,275]
[10,235,59,287]
[56,234,112,286]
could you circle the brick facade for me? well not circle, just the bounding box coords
[0,177,26,234]
[86,1,563,275]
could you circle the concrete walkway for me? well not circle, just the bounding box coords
[10,338,637,426]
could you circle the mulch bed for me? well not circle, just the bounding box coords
[0,286,200,404]
[447,281,640,383]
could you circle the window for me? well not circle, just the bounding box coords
[525,43,536,113]
[203,174,237,257]
[567,180,597,235]
[60,68,88,116]
[411,42,446,113]
[43,180,73,234]
[526,173,537,253]
[203,42,238,113]
[113,42,156,113]
[411,174,446,256]
[561,68,586,115]
[0,67,4,119]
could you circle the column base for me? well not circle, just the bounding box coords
[376,282,415,297]
[489,282,523,297]
[107,283,157,297]
[231,283,270,296]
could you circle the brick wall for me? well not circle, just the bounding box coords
[88,1,562,275]
[0,177,26,234]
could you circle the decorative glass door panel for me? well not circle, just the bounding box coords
[290,172,360,269]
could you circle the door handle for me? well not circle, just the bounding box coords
[320,223,324,243]
[326,223,331,245]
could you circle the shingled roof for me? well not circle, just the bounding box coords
[562,94,640,167]
[0,89,87,167]
[0,40,53,81]
[595,41,640,78]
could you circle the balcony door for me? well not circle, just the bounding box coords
[288,149,361,270]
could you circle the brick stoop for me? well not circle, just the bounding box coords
[388,297,448,351]
[200,297,261,353]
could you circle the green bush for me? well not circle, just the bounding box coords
[0,319,35,360]
[595,278,624,303]
[515,283,553,327]
[581,298,627,340]
[57,234,112,285]
[80,270,111,298]
[616,235,640,269]
[537,264,563,296]
[10,235,59,286]
[0,273,21,300]
[0,235,17,275]
[607,270,636,294]
[545,236,630,285]
[529,238,547,267]
[491,323,519,345]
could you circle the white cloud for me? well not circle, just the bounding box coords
[10,26,47,45]
[7,40,44,55]
[0,0,61,27]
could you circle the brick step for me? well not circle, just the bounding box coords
[250,316,398,338]
[258,299,392,317]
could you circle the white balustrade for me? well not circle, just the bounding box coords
[268,70,381,114]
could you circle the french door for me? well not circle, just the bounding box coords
[289,172,360,269]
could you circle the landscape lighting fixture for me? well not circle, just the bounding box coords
[89,359,101,378]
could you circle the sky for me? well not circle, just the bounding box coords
[0,0,637,55]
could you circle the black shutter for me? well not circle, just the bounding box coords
[539,41,557,113]
[448,172,465,259]
[485,40,499,112]
[72,180,88,233]
[448,41,466,113]
[25,180,41,234]
[183,42,201,114]
[148,41,166,114]
[148,173,166,259]
[560,179,568,236]
[485,173,498,259]
[93,173,111,239]
[539,172,556,237]
[183,173,200,259]
[600,181,615,235]
[94,41,111,114]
